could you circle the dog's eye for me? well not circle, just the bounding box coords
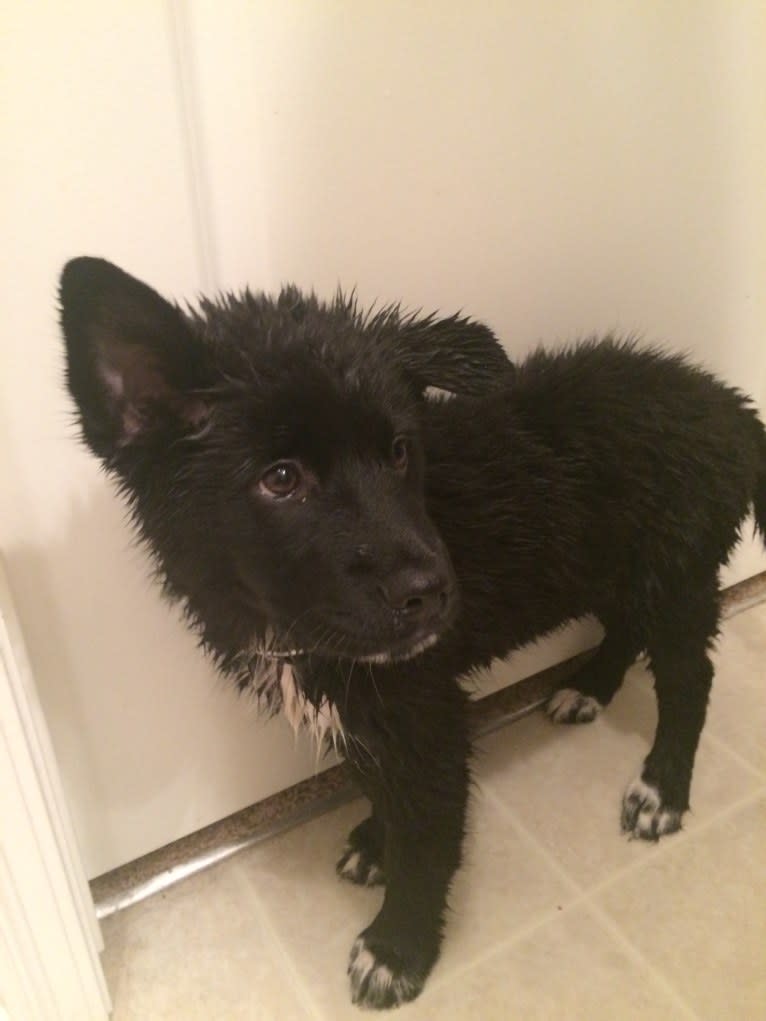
[391,436,409,472]
[259,461,303,499]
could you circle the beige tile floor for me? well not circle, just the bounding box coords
[101,602,766,1020]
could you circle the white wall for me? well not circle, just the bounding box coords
[1,1,764,877]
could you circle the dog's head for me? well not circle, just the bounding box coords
[60,257,508,673]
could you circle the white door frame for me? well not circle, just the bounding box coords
[0,559,110,1020]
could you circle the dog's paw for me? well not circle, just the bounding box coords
[546,687,602,724]
[337,816,385,887]
[621,777,683,841]
[348,933,426,1010]
[336,846,385,886]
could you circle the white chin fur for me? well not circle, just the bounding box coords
[359,632,440,665]
[252,629,440,666]
[267,633,440,749]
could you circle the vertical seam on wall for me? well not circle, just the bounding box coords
[166,0,220,294]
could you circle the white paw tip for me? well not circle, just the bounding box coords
[622,777,683,839]
[365,864,384,886]
[547,688,602,723]
[348,937,422,1008]
[339,851,360,878]
[349,940,395,1000]
[624,776,659,803]
[349,941,393,989]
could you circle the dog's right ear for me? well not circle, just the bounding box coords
[60,257,212,461]
[392,313,514,398]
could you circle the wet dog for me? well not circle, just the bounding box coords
[60,257,766,1008]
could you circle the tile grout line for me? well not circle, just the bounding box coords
[421,784,592,995]
[478,786,582,899]
[166,779,764,1017]
[579,900,703,1021]
[699,728,766,784]
[427,898,587,997]
[629,665,766,785]
[431,750,753,995]
[480,760,765,910]
[583,785,766,902]
[475,785,704,1021]
[230,867,326,1021]
[231,790,583,1008]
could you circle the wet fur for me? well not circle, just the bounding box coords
[60,257,766,1009]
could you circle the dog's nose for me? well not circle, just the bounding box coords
[378,568,450,621]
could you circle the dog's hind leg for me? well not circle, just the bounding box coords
[621,588,718,841]
[547,618,642,724]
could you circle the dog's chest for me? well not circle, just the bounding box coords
[279,666,346,750]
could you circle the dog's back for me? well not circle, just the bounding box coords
[424,338,766,664]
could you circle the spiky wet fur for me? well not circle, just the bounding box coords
[60,257,766,1009]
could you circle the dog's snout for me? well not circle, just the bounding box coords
[378,567,449,620]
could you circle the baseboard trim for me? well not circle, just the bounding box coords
[91,570,766,920]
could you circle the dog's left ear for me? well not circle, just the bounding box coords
[392,314,513,397]
[60,257,213,461]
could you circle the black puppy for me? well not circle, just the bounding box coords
[60,258,766,1009]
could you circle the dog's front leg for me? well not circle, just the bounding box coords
[342,677,471,1010]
